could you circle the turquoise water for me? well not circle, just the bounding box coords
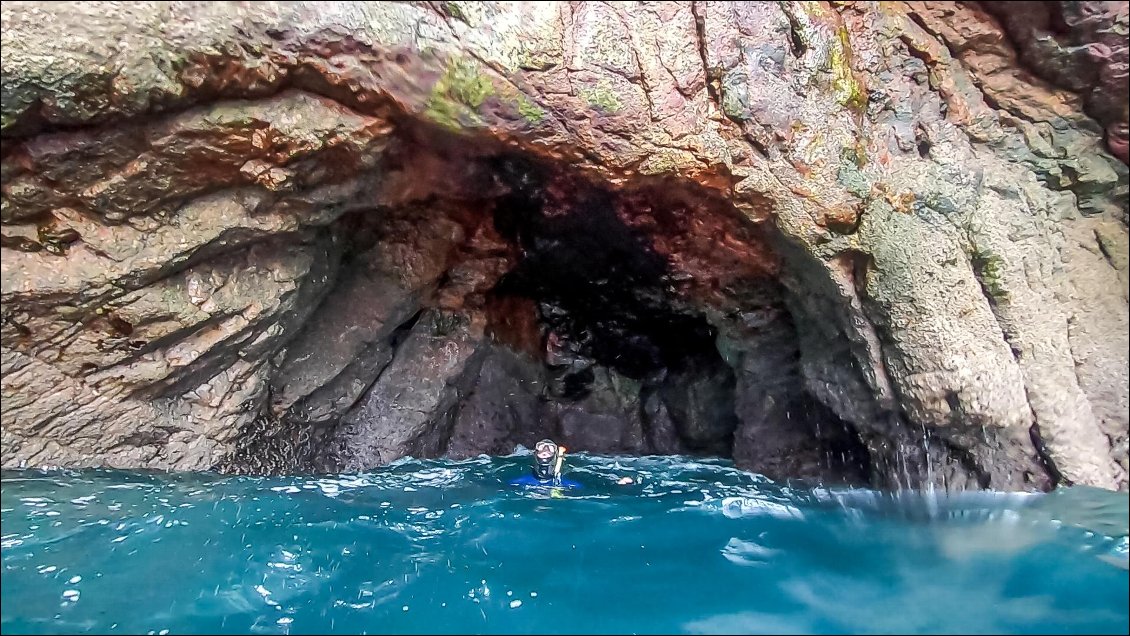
[2,454,1127,635]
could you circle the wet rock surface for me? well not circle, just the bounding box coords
[1,1,1126,491]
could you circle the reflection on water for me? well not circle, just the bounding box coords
[1,454,1127,635]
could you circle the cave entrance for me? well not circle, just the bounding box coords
[236,137,870,485]
[483,156,741,458]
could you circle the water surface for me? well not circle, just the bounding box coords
[2,454,1127,634]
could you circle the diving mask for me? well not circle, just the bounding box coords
[533,439,563,480]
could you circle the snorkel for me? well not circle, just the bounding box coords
[554,445,566,479]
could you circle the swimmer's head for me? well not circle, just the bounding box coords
[532,439,559,480]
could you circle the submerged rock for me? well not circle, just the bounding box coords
[0,1,1126,491]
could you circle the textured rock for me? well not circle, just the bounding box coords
[269,205,464,424]
[981,1,1130,164]
[1,1,1126,491]
[444,347,547,459]
[322,310,482,472]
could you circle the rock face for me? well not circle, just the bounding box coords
[1,1,1126,491]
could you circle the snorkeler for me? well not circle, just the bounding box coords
[509,439,582,489]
